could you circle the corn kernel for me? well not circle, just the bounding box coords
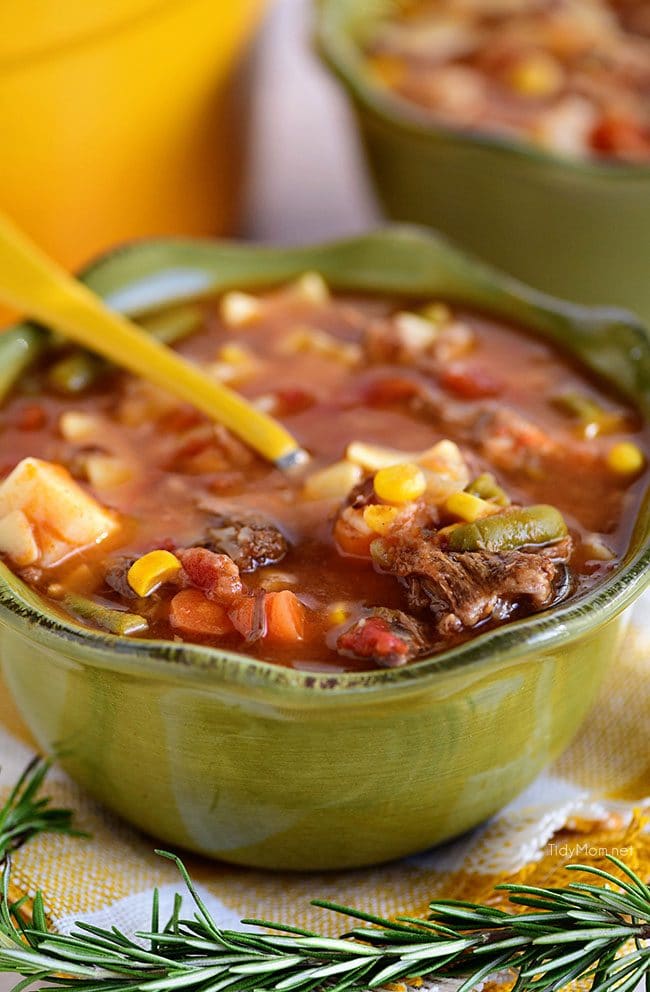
[303,460,363,500]
[218,342,256,367]
[420,302,451,326]
[418,439,466,474]
[59,411,101,443]
[606,441,645,476]
[206,362,238,384]
[219,291,261,327]
[85,454,132,489]
[363,504,401,535]
[127,550,182,597]
[394,312,438,351]
[208,343,258,385]
[329,601,352,625]
[508,53,564,98]
[583,533,615,562]
[293,271,329,304]
[278,327,361,366]
[346,441,415,471]
[445,491,499,523]
[374,462,426,504]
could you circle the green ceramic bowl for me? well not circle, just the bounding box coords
[1,228,649,870]
[316,0,650,324]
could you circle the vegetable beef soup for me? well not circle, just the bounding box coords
[363,0,650,163]
[0,273,646,671]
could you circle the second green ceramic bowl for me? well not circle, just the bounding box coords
[1,228,649,869]
[317,0,650,324]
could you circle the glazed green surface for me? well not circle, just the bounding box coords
[1,614,624,869]
[316,0,650,323]
[0,228,648,868]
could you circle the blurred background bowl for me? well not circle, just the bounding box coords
[316,0,650,324]
[0,0,266,271]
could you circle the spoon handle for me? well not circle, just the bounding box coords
[0,211,307,470]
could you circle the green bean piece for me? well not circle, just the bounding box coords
[0,326,49,404]
[552,391,625,438]
[48,352,107,395]
[63,592,148,636]
[46,302,203,395]
[140,302,203,346]
[466,472,510,507]
[447,505,568,553]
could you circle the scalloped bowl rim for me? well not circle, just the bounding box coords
[0,231,648,697]
[316,0,650,181]
[0,540,648,697]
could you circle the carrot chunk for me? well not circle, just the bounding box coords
[265,591,304,643]
[169,588,234,637]
[333,511,373,558]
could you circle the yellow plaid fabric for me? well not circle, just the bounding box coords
[1,597,649,938]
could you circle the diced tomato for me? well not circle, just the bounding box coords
[440,365,504,399]
[591,116,650,160]
[169,589,234,636]
[364,375,421,406]
[179,547,243,604]
[13,404,47,431]
[157,408,203,433]
[265,590,304,643]
[274,388,314,416]
[338,617,409,662]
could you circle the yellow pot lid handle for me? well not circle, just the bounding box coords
[0,211,308,471]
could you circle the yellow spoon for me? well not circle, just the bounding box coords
[0,211,308,471]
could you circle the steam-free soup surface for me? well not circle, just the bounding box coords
[0,275,646,671]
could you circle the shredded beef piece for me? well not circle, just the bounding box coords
[476,408,557,475]
[198,512,288,573]
[346,477,376,510]
[373,537,572,636]
[179,547,243,605]
[337,607,429,668]
[104,556,138,599]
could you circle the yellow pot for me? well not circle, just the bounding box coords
[0,0,266,271]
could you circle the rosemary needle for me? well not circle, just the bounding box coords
[0,849,648,992]
[1,761,649,992]
[0,756,83,865]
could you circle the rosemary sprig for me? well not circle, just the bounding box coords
[0,851,649,992]
[0,757,82,865]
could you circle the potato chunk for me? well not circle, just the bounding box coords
[0,457,120,567]
[0,510,39,567]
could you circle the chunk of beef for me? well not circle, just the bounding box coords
[178,547,243,605]
[104,556,138,599]
[199,512,288,573]
[346,477,376,510]
[373,537,572,636]
[477,408,557,476]
[337,607,429,668]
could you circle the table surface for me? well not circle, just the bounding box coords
[0,0,377,986]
